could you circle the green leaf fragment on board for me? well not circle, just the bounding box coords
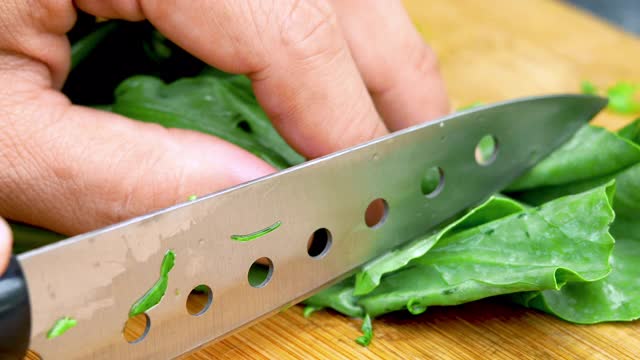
[581,80,598,95]
[302,305,323,318]
[355,314,373,347]
[578,80,639,113]
[607,82,640,114]
[47,317,77,339]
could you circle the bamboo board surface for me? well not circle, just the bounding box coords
[26,0,640,359]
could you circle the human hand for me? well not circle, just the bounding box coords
[0,218,12,274]
[0,0,449,236]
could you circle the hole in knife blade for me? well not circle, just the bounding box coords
[307,228,332,258]
[421,166,445,198]
[475,135,498,166]
[248,257,273,288]
[187,285,213,316]
[123,312,150,344]
[365,198,389,228]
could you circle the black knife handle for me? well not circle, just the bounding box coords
[0,256,31,360]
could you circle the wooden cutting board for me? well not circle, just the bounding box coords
[25,1,640,359]
[182,1,640,359]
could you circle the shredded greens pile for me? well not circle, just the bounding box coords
[11,17,640,345]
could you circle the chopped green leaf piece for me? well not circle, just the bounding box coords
[581,80,598,95]
[129,250,175,317]
[230,221,281,242]
[303,305,323,318]
[607,82,640,114]
[355,314,373,347]
[187,195,197,201]
[47,317,77,339]
[70,21,119,70]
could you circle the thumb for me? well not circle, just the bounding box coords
[1,95,275,236]
[0,218,11,274]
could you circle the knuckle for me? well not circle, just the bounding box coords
[279,0,343,62]
[410,42,441,79]
[34,0,74,32]
[75,0,144,21]
[111,0,145,20]
[102,135,183,225]
[373,41,441,96]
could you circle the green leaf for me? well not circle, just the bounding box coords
[506,120,640,207]
[510,153,640,323]
[306,183,616,323]
[581,80,598,95]
[71,21,120,70]
[513,232,640,323]
[357,184,615,317]
[110,72,304,170]
[129,250,175,317]
[230,221,281,242]
[302,305,323,318]
[607,82,640,114]
[354,196,524,296]
[304,277,364,318]
[617,118,640,144]
[10,222,66,254]
[47,317,77,339]
[355,314,373,347]
[507,123,640,191]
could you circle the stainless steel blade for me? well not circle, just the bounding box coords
[18,94,606,359]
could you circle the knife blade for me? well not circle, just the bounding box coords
[0,94,607,359]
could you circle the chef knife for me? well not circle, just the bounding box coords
[0,94,607,359]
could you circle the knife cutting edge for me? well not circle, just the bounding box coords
[0,94,607,359]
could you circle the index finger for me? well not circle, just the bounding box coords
[77,0,388,159]
[331,0,450,131]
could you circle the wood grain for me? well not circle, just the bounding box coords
[26,0,640,359]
